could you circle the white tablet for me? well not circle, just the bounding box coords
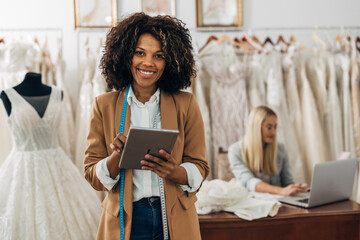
[118,127,179,169]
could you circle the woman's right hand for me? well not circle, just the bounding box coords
[107,133,127,178]
[110,133,127,157]
[280,183,308,196]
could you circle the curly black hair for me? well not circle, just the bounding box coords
[100,12,196,94]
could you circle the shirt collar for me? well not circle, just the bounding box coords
[127,85,160,106]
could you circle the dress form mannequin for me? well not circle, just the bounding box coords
[0,72,61,117]
[0,73,102,240]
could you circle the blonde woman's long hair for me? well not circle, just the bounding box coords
[241,106,278,175]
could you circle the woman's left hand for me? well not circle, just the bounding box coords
[141,149,188,185]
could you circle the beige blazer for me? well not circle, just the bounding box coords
[84,89,209,240]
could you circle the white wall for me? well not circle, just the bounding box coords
[242,0,360,28]
[1,0,359,102]
[0,0,78,99]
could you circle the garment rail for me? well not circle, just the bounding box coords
[191,26,360,52]
[75,28,108,68]
[193,26,360,33]
[0,28,63,57]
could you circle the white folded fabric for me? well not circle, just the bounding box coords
[196,179,281,220]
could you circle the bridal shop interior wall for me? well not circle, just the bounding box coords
[0,0,359,104]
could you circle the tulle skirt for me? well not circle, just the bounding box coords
[0,147,102,240]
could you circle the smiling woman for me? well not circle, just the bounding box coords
[84,12,209,240]
[130,34,166,103]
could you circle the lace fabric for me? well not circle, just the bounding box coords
[0,86,101,240]
[246,53,266,110]
[0,71,28,167]
[202,43,248,179]
[75,52,97,172]
[0,41,40,167]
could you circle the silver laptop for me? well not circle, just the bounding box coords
[279,158,358,208]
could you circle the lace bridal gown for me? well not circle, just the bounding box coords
[204,43,248,179]
[0,86,101,240]
[0,41,33,167]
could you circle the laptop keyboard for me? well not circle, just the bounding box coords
[297,198,309,204]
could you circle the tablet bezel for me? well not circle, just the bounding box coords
[118,127,179,169]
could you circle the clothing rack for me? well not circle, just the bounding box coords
[191,26,360,51]
[0,27,63,32]
[193,26,360,33]
[0,28,64,58]
[75,28,108,69]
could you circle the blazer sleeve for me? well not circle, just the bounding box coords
[84,97,108,191]
[182,94,209,188]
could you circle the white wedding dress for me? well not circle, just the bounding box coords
[262,51,305,183]
[203,43,248,179]
[194,58,214,179]
[0,86,101,240]
[335,53,356,157]
[324,53,343,160]
[75,50,97,172]
[246,53,266,110]
[0,41,33,167]
[296,53,328,183]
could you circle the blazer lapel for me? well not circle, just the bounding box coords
[114,89,133,216]
[114,90,131,137]
[114,91,124,137]
[160,91,178,130]
[160,91,179,214]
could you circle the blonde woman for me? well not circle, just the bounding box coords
[228,106,307,196]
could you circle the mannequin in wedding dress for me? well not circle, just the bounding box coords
[0,72,101,240]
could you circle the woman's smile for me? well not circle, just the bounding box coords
[137,68,157,78]
[131,33,166,94]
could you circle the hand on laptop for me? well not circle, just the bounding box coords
[279,183,309,196]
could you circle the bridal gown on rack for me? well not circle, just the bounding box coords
[305,52,328,127]
[54,52,75,159]
[0,86,101,240]
[324,53,343,160]
[282,50,302,146]
[246,53,266,110]
[75,49,107,200]
[282,50,306,183]
[75,49,97,172]
[349,39,360,158]
[349,39,360,203]
[261,51,305,183]
[0,41,34,91]
[335,52,356,157]
[194,58,213,179]
[202,43,248,179]
[296,53,328,183]
[75,47,107,173]
[91,51,107,98]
